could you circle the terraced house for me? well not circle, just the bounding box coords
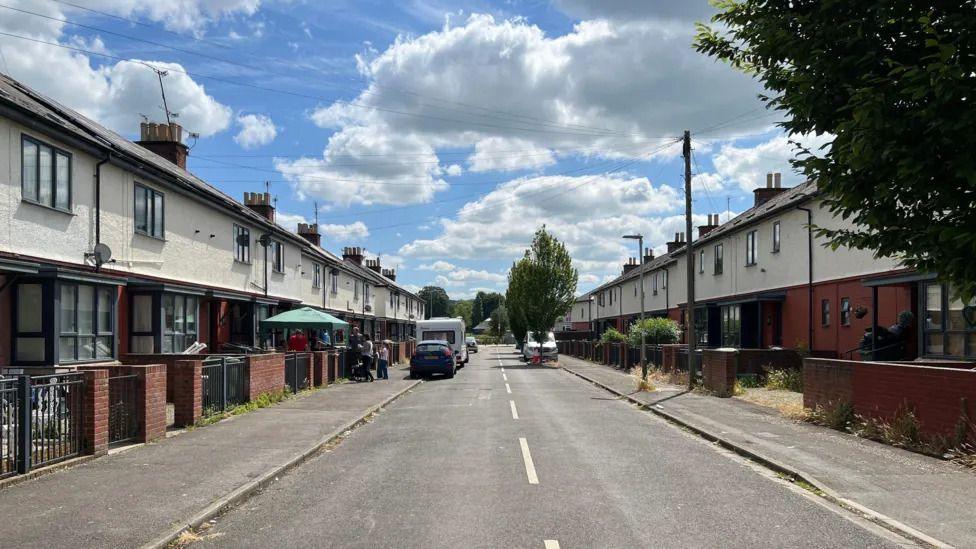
[0,73,421,369]
[584,174,976,361]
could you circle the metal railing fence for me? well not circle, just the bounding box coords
[201,356,247,416]
[284,353,311,393]
[108,373,139,444]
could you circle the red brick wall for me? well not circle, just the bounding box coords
[703,349,737,397]
[135,364,168,442]
[803,358,976,440]
[246,353,285,399]
[82,369,109,455]
[661,344,682,372]
[312,351,327,387]
[172,359,203,427]
[736,349,802,377]
[121,353,202,402]
[852,361,976,440]
[802,358,854,410]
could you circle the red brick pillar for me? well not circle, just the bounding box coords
[327,351,337,383]
[312,351,327,387]
[247,353,286,399]
[133,364,168,443]
[173,359,203,427]
[82,369,109,456]
[702,349,738,397]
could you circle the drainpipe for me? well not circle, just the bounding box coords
[796,206,814,351]
[95,154,110,248]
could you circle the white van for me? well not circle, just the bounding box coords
[417,317,468,367]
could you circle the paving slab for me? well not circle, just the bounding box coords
[0,375,418,549]
[559,354,976,548]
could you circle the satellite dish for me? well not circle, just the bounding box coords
[258,233,273,247]
[93,243,112,265]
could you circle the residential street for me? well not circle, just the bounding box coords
[198,346,903,549]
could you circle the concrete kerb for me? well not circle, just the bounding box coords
[140,379,423,549]
[559,364,952,549]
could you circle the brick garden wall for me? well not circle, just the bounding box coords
[702,349,737,397]
[172,359,203,427]
[246,353,285,399]
[121,353,200,402]
[737,349,802,377]
[81,363,168,443]
[803,358,976,440]
[81,369,109,455]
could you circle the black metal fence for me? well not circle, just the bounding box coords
[108,373,139,444]
[284,352,311,393]
[201,356,247,416]
[0,373,86,478]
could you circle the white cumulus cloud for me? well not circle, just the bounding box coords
[234,113,277,149]
[319,221,370,241]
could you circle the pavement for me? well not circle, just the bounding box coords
[196,346,906,548]
[0,373,419,549]
[558,354,976,548]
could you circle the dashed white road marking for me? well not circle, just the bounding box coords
[510,400,519,419]
[502,373,508,381]
[505,383,512,394]
[519,437,539,484]
[544,541,560,549]
[501,367,505,372]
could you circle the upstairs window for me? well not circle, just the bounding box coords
[772,221,781,253]
[745,231,758,266]
[714,244,724,275]
[330,270,339,295]
[313,264,322,288]
[821,299,831,327]
[652,273,658,295]
[234,225,251,263]
[134,184,165,238]
[699,250,704,274]
[270,241,284,273]
[661,270,667,289]
[840,297,851,326]
[22,135,71,211]
[354,280,360,302]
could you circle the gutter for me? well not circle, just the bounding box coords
[796,205,814,351]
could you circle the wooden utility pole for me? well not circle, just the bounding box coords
[683,130,696,389]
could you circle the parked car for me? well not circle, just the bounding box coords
[418,317,468,367]
[465,336,478,353]
[410,340,456,379]
[522,331,558,362]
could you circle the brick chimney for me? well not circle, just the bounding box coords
[643,247,654,265]
[342,246,364,266]
[243,192,275,222]
[698,213,721,239]
[364,257,382,274]
[753,172,789,207]
[622,257,639,274]
[666,232,687,254]
[136,122,188,169]
[381,268,396,281]
[296,223,320,246]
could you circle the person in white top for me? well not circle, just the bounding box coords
[377,342,390,380]
[361,334,375,382]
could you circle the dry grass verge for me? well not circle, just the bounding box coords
[628,366,656,392]
[735,387,808,420]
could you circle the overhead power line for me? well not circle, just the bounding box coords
[6,5,658,139]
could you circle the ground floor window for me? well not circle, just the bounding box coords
[720,304,740,347]
[162,294,198,353]
[694,308,708,346]
[13,279,116,364]
[923,283,976,358]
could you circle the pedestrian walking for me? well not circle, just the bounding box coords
[361,334,375,382]
[377,341,390,380]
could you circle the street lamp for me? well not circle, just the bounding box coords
[623,234,647,380]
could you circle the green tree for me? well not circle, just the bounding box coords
[471,291,486,328]
[418,286,450,319]
[696,1,976,299]
[506,227,578,346]
[627,317,681,349]
[489,305,509,337]
[481,292,505,323]
[449,299,474,329]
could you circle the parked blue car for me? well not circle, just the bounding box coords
[409,340,456,379]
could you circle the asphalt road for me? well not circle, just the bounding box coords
[198,346,905,548]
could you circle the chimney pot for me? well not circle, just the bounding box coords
[136,121,188,169]
[774,172,782,188]
[766,173,773,188]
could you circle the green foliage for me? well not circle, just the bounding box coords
[626,317,681,347]
[418,286,450,318]
[506,227,578,345]
[489,305,509,337]
[597,327,627,347]
[449,299,474,328]
[696,2,976,300]
[764,368,803,392]
[807,401,855,432]
[197,388,291,427]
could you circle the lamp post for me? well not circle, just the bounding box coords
[623,234,646,379]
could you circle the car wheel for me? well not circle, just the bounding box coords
[409,372,419,379]
[445,368,455,379]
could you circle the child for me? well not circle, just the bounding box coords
[377,341,390,380]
